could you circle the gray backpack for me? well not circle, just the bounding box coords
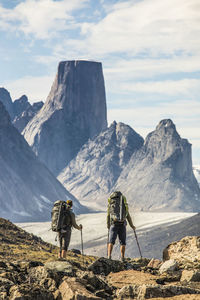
[108,191,128,224]
[51,200,71,232]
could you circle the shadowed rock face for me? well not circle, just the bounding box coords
[0,101,85,222]
[58,119,200,212]
[13,95,31,118]
[58,121,144,210]
[13,101,44,132]
[116,119,200,212]
[0,87,14,119]
[23,60,107,175]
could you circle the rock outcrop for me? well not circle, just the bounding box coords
[116,119,200,211]
[0,87,14,119]
[163,236,200,264]
[1,218,200,299]
[0,87,44,132]
[0,101,85,222]
[23,60,107,175]
[13,100,43,132]
[13,95,31,117]
[58,121,144,210]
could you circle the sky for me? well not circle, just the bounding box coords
[0,0,200,165]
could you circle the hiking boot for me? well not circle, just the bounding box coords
[120,257,125,263]
[108,256,112,260]
[58,258,66,261]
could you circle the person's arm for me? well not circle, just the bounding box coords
[127,212,136,230]
[71,212,82,230]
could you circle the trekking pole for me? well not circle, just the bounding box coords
[80,228,84,265]
[81,228,84,256]
[107,229,109,257]
[133,228,142,259]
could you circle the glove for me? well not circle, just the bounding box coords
[79,224,83,230]
[132,225,136,230]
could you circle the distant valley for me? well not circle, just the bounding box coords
[0,59,200,222]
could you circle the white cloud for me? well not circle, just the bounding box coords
[78,0,200,57]
[104,55,200,81]
[119,79,200,97]
[108,100,200,128]
[4,75,54,102]
[0,0,88,39]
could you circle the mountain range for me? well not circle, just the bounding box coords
[0,87,43,132]
[0,101,85,222]
[0,59,200,222]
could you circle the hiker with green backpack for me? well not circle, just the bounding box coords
[51,200,82,259]
[107,191,136,262]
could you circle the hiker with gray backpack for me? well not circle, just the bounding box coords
[51,200,82,259]
[107,191,136,262]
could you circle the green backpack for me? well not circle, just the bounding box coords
[108,191,128,224]
[51,200,71,232]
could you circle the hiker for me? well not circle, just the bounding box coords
[58,200,82,259]
[107,191,135,262]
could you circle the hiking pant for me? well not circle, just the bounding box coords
[109,223,126,245]
[59,228,71,251]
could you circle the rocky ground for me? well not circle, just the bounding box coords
[1,217,200,299]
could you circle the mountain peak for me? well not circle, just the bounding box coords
[23,60,107,175]
[0,101,11,126]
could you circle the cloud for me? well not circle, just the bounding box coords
[104,55,200,81]
[4,75,54,102]
[80,0,200,56]
[119,79,200,97]
[108,99,200,128]
[0,0,88,39]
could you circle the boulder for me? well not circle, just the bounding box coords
[58,277,101,299]
[159,259,178,274]
[88,257,124,276]
[147,258,162,269]
[9,284,54,300]
[163,236,200,265]
[44,261,75,277]
[181,270,200,282]
[116,283,200,299]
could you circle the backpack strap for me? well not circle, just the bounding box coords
[123,195,129,217]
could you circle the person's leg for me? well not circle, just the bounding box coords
[61,250,67,258]
[118,224,126,261]
[60,229,71,258]
[107,243,113,259]
[58,233,63,258]
[108,225,117,259]
[120,245,126,260]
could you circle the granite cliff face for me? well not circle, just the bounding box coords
[23,60,107,175]
[13,100,43,132]
[0,87,14,119]
[0,88,43,132]
[0,101,84,222]
[13,95,31,117]
[116,119,200,211]
[58,121,144,210]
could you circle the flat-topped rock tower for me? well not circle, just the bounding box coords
[23,60,107,175]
